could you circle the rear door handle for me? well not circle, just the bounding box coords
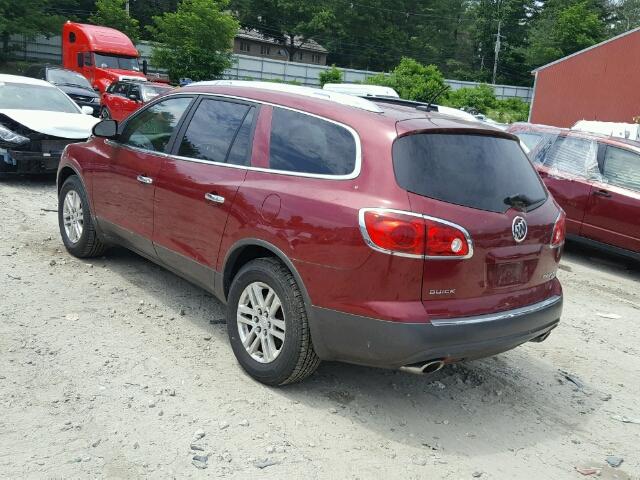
[593,189,611,198]
[204,193,225,204]
[136,175,153,185]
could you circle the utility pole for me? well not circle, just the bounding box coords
[492,19,502,85]
[125,0,130,15]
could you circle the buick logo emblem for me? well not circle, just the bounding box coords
[512,216,528,243]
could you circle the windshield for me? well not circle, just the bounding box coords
[93,53,140,72]
[47,69,92,89]
[141,84,171,102]
[0,82,79,113]
[393,133,547,213]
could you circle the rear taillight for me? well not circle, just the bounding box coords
[550,211,566,248]
[359,208,472,259]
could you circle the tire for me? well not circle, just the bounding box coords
[227,257,320,386]
[58,175,106,258]
[99,107,111,119]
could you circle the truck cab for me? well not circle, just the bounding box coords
[62,22,147,93]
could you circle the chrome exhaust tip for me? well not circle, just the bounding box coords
[399,359,445,375]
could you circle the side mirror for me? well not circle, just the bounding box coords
[81,106,94,115]
[92,119,118,139]
[142,59,148,75]
[128,94,141,102]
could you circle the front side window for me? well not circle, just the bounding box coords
[603,146,640,192]
[178,99,251,163]
[268,107,357,176]
[120,97,192,153]
[113,82,129,96]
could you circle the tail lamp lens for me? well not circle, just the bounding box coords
[424,218,470,257]
[361,209,471,258]
[551,211,566,247]
[362,210,425,255]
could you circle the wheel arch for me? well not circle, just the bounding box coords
[221,239,312,309]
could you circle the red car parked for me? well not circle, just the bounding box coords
[100,80,172,121]
[509,123,640,258]
[57,82,564,385]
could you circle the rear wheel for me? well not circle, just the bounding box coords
[58,175,106,258]
[227,257,320,385]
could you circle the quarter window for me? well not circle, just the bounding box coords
[178,99,251,163]
[268,107,357,176]
[603,146,640,192]
[227,107,256,166]
[120,97,192,153]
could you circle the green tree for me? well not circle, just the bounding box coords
[365,57,448,103]
[90,0,141,42]
[230,0,334,61]
[0,0,62,63]
[319,65,342,86]
[148,0,238,82]
[524,0,606,67]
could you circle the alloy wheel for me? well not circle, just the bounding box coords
[237,282,286,363]
[62,190,84,244]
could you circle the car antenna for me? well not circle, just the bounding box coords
[419,85,451,112]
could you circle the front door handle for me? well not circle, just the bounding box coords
[593,189,611,198]
[205,192,225,204]
[136,175,153,185]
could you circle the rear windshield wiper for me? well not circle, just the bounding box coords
[504,194,545,211]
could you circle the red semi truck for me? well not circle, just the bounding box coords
[62,22,148,93]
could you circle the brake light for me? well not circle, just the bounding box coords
[424,217,470,257]
[551,211,566,248]
[359,209,472,259]
[361,210,425,256]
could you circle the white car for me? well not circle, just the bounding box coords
[0,74,99,175]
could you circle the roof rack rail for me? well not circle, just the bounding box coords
[360,95,437,111]
[190,80,383,113]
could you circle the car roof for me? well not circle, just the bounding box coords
[0,73,55,88]
[179,81,511,138]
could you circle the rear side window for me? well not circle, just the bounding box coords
[178,99,250,163]
[604,146,640,192]
[269,107,357,176]
[393,133,547,213]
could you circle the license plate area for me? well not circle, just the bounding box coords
[488,262,525,287]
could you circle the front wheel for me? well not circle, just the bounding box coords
[99,107,111,119]
[227,258,320,385]
[58,175,106,258]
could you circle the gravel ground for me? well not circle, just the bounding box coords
[1,176,639,480]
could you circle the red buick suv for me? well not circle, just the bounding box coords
[56,81,564,385]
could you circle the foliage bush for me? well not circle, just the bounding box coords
[443,84,529,123]
[365,57,448,103]
[319,65,342,87]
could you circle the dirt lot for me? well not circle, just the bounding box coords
[0,176,639,479]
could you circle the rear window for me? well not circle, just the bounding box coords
[392,133,547,213]
[269,107,357,176]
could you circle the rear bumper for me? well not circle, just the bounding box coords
[309,295,562,368]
